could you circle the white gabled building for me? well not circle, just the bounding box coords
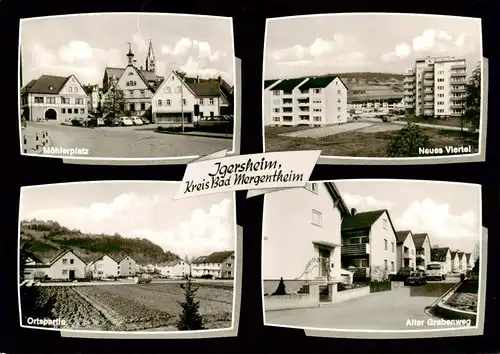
[264,75,348,126]
[23,249,87,281]
[151,71,231,124]
[117,256,137,277]
[86,254,119,278]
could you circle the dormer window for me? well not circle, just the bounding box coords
[49,86,53,91]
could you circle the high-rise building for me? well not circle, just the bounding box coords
[404,56,467,118]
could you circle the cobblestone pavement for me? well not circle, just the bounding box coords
[27,122,233,158]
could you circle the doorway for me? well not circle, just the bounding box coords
[45,108,57,120]
[69,270,75,281]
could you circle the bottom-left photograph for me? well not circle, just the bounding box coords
[18,181,237,334]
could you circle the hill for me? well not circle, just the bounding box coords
[19,219,180,265]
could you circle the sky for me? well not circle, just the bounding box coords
[265,14,482,79]
[19,182,235,259]
[334,180,481,253]
[20,13,235,87]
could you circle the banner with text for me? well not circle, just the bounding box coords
[176,150,321,199]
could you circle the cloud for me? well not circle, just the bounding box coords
[26,41,123,85]
[180,56,225,78]
[438,31,453,41]
[413,29,437,52]
[25,193,234,258]
[381,42,411,62]
[343,194,394,212]
[132,34,148,53]
[164,37,225,62]
[130,198,234,258]
[454,33,466,48]
[396,198,478,242]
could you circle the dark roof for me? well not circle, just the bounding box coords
[264,79,279,89]
[115,255,135,263]
[412,233,429,248]
[49,249,87,266]
[187,82,221,97]
[105,67,162,83]
[431,247,450,262]
[465,253,472,261]
[457,251,465,259]
[24,251,44,264]
[342,210,387,230]
[298,76,337,90]
[395,230,412,244]
[450,251,458,258]
[271,78,305,92]
[82,84,97,95]
[21,75,70,95]
[192,251,234,264]
[89,253,119,264]
[325,182,350,217]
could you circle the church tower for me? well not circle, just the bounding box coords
[126,42,135,66]
[145,39,156,73]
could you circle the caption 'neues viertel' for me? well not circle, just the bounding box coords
[264,75,348,127]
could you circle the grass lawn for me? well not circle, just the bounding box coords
[265,126,479,157]
[397,116,470,128]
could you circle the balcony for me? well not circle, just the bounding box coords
[297,98,310,104]
[404,76,415,83]
[450,71,466,78]
[424,73,434,79]
[350,267,369,279]
[403,84,414,90]
[424,80,433,86]
[424,102,434,108]
[282,100,293,106]
[416,253,425,259]
[451,64,466,70]
[451,96,464,101]
[403,251,412,259]
[298,107,310,112]
[451,80,467,85]
[450,103,463,109]
[451,88,466,94]
[404,89,414,95]
[424,95,434,102]
[404,97,414,102]
[424,88,433,94]
[342,243,370,256]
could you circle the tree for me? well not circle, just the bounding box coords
[387,123,430,157]
[176,278,205,330]
[102,86,125,117]
[463,62,481,131]
[272,277,286,295]
[472,241,480,264]
[370,265,390,282]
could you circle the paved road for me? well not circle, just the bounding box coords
[28,122,232,158]
[265,278,469,330]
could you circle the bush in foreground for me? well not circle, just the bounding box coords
[176,278,205,330]
[387,123,430,157]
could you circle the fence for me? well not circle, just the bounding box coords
[21,130,50,154]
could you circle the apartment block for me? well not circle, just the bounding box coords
[404,56,467,117]
[264,75,348,126]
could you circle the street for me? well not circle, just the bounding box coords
[265,277,470,330]
[26,122,233,158]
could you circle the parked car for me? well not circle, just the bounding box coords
[141,117,150,125]
[381,116,392,122]
[404,271,427,286]
[86,117,106,127]
[131,116,143,125]
[394,267,414,281]
[193,115,233,130]
[104,117,121,127]
[119,116,134,126]
[426,262,447,280]
[135,274,152,284]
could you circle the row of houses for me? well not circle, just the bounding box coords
[20,41,234,124]
[23,249,138,280]
[263,182,475,296]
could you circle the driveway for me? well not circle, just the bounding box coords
[265,278,466,330]
[26,122,233,159]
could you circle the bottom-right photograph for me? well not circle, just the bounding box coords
[261,179,487,339]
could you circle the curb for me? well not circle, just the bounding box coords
[430,280,477,325]
[154,129,233,140]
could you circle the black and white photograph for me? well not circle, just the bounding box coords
[262,180,484,336]
[18,181,237,333]
[19,13,236,160]
[263,14,484,160]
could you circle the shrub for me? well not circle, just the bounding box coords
[387,123,430,157]
[71,118,82,126]
[176,278,205,330]
[370,265,390,282]
[337,283,348,292]
[272,277,287,295]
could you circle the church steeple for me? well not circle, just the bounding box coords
[126,42,135,66]
[145,39,156,73]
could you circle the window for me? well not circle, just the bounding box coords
[140,90,145,97]
[62,259,68,264]
[391,261,395,271]
[141,103,146,110]
[129,103,134,111]
[158,100,162,106]
[313,108,322,112]
[337,115,342,120]
[62,269,68,275]
[166,99,171,106]
[313,88,321,94]
[34,97,44,103]
[69,87,73,92]
[272,90,280,96]
[383,218,388,230]
[200,112,204,118]
[350,236,369,244]
[272,117,280,122]
[227,263,232,267]
[337,107,341,111]
[62,108,66,113]
[171,76,175,81]
[209,98,214,105]
[61,97,69,104]
[312,99,322,104]
[46,97,56,104]
[129,90,134,96]
[384,260,388,270]
[75,98,84,104]
[392,242,395,252]
[337,90,341,94]
[311,210,322,227]
[176,86,181,93]
[128,71,134,76]
[164,87,171,93]
[70,259,74,265]
[80,109,84,114]
[313,116,322,121]
[384,239,388,250]
[273,108,280,113]
[68,108,72,113]
[228,271,232,276]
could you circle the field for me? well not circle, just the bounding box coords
[26,283,233,331]
[264,126,479,157]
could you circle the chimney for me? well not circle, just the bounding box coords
[351,208,357,216]
[217,75,222,84]
[196,75,200,83]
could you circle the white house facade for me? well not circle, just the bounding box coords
[86,254,118,278]
[191,251,234,279]
[118,256,137,277]
[160,260,190,278]
[47,250,87,280]
[413,233,432,270]
[431,247,452,274]
[395,230,416,271]
[263,182,350,302]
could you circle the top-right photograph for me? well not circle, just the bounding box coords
[263,14,486,163]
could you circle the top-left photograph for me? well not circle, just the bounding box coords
[19,13,236,161]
